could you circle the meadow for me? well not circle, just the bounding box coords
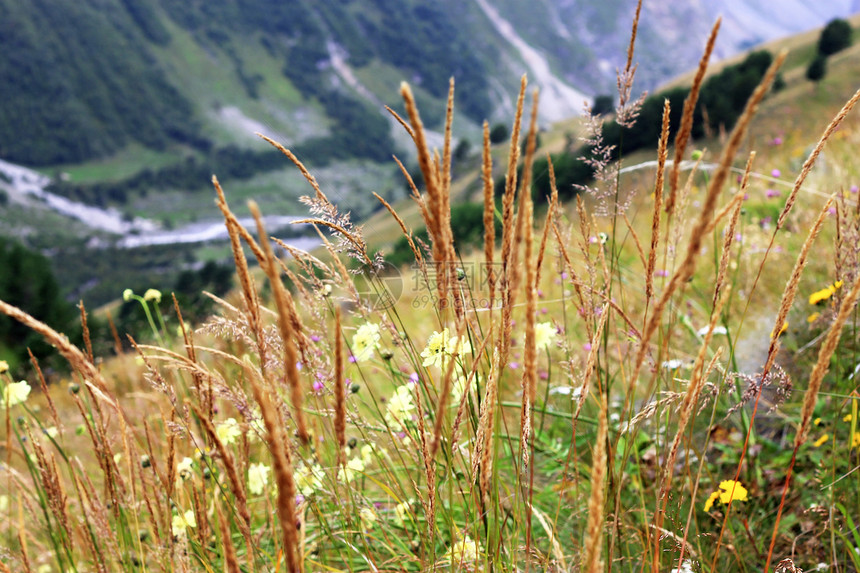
[3,10,860,573]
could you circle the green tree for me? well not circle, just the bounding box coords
[0,240,80,374]
[807,53,827,84]
[818,18,852,56]
[592,94,614,116]
[489,123,509,144]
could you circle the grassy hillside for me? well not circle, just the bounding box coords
[4,12,860,573]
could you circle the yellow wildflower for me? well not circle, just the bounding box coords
[770,321,788,339]
[852,432,860,448]
[122,288,134,302]
[813,434,829,448]
[215,418,242,445]
[248,462,270,495]
[703,491,721,512]
[843,413,853,422]
[814,417,822,426]
[171,509,196,537]
[704,479,748,511]
[807,312,820,324]
[809,280,844,305]
[351,322,381,362]
[3,380,31,407]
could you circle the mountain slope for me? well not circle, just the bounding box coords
[0,0,202,165]
[2,0,858,170]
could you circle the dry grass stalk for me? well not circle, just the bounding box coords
[79,301,94,364]
[582,397,608,573]
[500,76,528,313]
[510,89,540,299]
[777,86,860,229]
[796,274,860,446]
[482,121,496,312]
[242,357,302,573]
[655,288,730,563]
[18,531,33,573]
[213,176,265,347]
[257,133,329,205]
[400,82,451,309]
[475,349,501,504]
[430,320,469,457]
[534,155,559,291]
[669,152,705,257]
[0,299,109,394]
[492,78,529,393]
[710,196,834,572]
[412,383,436,543]
[214,176,268,266]
[373,192,422,263]
[105,309,123,356]
[334,307,346,469]
[520,191,537,467]
[292,218,372,266]
[193,406,251,531]
[622,212,647,271]
[666,18,721,215]
[646,99,671,303]
[385,104,415,140]
[442,77,455,202]
[27,426,72,549]
[28,350,60,434]
[215,499,241,573]
[626,51,785,400]
[451,332,493,449]
[192,484,210,549]
[763,272,860,572]
[573,304,610,425]
[174,293,210,416]
[250,202,310,444]
[394,154,433,233]
[624,0,642,76]
[762,196,834,381]
[551,221,586,311]
[714,153,754,308]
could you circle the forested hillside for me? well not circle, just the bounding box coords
[0,0,202,165]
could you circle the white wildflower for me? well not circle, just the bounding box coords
[171,509,196,537]
[352,323,381,362]
[385,385,415,432]
[534,322,557,350]
[295,463,325,496]
[3,380,31,407]
[215,418,242,445]
[248,462,270,495]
